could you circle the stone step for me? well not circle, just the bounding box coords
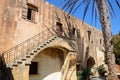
[54,36,57,38]
[46,41,50,44]
[52,38,55,40]
[30,52,34,55]
[16,60,22,64]
[34,50,37,52]
[43,43,47,46]
[6,64,13,69]
[37,47,41,50]
[12,62,18,66]
[26,53,35,58]
[5,36,58,69]
[21,57,26,61]
[26,54,30,58]
[25,61,31,65]
[49,39,52,42]
[40,45,44,48]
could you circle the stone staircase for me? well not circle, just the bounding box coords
[1,27,58,69]
[0,27,77,80]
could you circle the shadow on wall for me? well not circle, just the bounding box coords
[0,54,14,80]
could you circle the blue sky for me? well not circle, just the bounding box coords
[47,0,120,35]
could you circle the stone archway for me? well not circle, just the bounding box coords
[87,57,95,68]
[29,47,68,80]
[86,57,96,76]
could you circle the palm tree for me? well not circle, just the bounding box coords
[61,0,120,80]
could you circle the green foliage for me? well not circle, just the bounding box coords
[97,64,106,74]
[82,67,92,80]
[77,68,92,80]
[103,53,108,64]
[112,32,120,65]
[77,70,83,80]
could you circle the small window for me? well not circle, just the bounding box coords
[27,8,32,20]
[56,22,63,32]
[87,31,91,40]
[73,27,76,35]
[100,39,102,44]
[22,3,38,22]
[73,27,78,37]
[54,22,63,36]
[29,62,38,75]
[27,5,37,22]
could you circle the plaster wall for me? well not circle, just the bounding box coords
[29,48,65,80]
[0,0,104,69]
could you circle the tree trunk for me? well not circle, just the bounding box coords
[96,0,119,80]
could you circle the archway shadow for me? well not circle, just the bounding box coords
[0,54,14,80]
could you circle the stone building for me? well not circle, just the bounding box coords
[0,0,105,80]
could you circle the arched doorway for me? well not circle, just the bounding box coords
[86,57,95,75]
[87,57,95,68]
[29,47,68,80]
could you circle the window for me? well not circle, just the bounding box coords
[22,3,38,22]
[29,62,38,75]
[87,31,91,40]
[27,6,37,21]
[73,27,76,35]
[54,22,63,36]
[27,8,32,20]
[100,39,101,44]
[56,22,63,32]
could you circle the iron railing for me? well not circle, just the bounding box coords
[2,27,56,64]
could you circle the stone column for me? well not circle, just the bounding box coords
[12,63,30,80]
[23,64,29,80]
[12,66,19,80]
[69,52,76,66]
[68,51,77,80]
[61,51,77,80]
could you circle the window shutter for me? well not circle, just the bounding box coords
[22,5,28,19]
[31,10,36,22]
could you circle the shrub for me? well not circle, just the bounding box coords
[77,67,92,80]
[97,64,106,76]
[77,70,83,80]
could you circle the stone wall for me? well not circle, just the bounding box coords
[29,48,65,80]
[0,0,104,68]
[0,0,16,52]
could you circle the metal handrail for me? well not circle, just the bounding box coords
[2,27,56,64]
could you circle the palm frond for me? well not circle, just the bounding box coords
[107,0,116,17]
[71,1,83,14]
[95,7,98,27]
[61,0,120,25]
[91,0,96,25]
[63,0,79,14]
[115,0,120,9]
[82,0,90,22]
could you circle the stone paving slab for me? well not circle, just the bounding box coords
[90,77,106,80]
